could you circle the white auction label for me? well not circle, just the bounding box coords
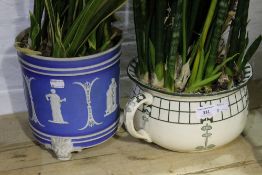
[196,102,229,119]
[196,105,216,119]
[50,79,65,88]
[216,102,229,112]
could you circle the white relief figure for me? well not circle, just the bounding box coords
[105,78,118,117]
[24,75,45,127]
[46,89,68,124]
[74,78,102,130]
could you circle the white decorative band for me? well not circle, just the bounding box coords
[39,133,114,151]
[21,58,120,76]
[29,119,119,139]
[33,124,117,144]
[19,51,121,72]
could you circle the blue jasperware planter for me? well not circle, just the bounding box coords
[16,31,122,160]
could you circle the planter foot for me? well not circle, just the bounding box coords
[45,137,78,160]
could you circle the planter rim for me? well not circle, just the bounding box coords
[15,28,122,62]
[127,58,252,97]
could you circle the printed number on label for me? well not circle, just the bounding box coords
[196,106,215,119]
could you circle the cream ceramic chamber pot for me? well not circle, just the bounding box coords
[124,59,252,152]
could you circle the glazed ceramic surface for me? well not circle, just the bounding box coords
[124,59,252,152]
[16,32,121,160]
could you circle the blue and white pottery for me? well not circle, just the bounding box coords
[16,31,122,160]
[124,59,252,152]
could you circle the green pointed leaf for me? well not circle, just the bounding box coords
[29,12,41,50]
[64,0,127,56]
[211,53,239,76]
[52,15,66,57]
[187,72,222,92]
[15,43,42,56]
[242,35,262,67]
[88,29,97,50]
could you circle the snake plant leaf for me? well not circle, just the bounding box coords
[187,72,222,93]
[182,0,188,64]
[206,0,229,76]
[237,33,249,68]
[188,48,201,86]
[189,0,217,86]
[154,0,167,82]
[199,0,217,48]
[211,53,239,76]
[133,0,148,78]
[165,0,183,91]
[132,0,259,93]
[175,60,191,91]
[196,48,205,82]
[228,0,246,57]
[149,38,155,71]
[187,0,200,45]
[242,35,262,68]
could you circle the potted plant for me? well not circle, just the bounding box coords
[15,0,126,160]
[124,0,261,152]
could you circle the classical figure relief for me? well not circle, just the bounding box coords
[46,89,68,124]
[105,78,118,117]
[24,75,45,127]
[74,78,102,130]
